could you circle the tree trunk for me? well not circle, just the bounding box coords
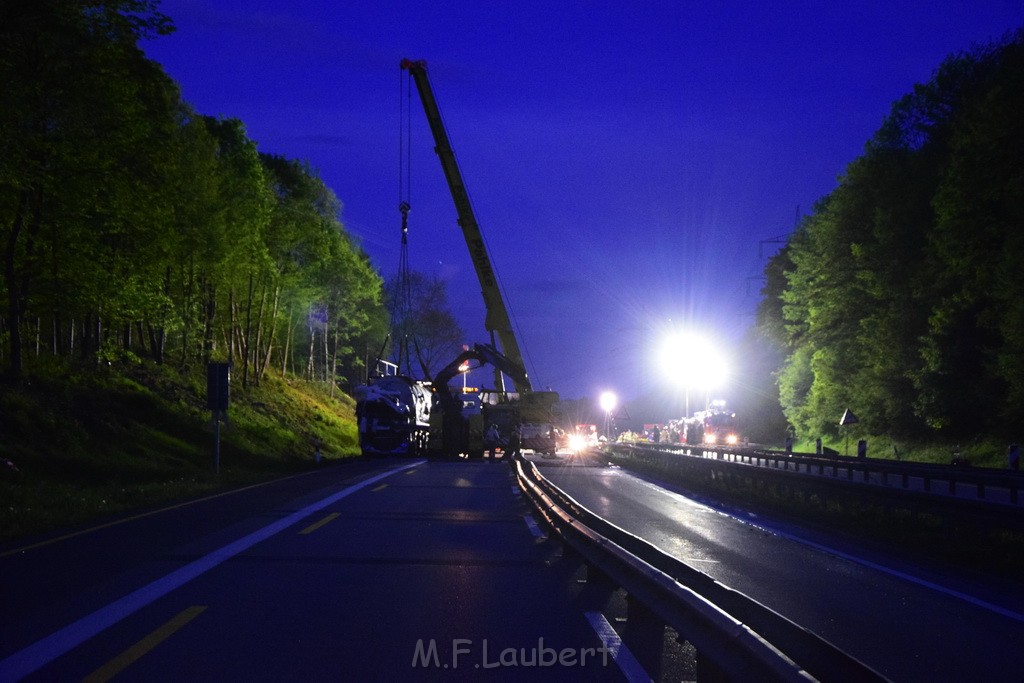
[147,322,163,364]
[136,321,148,356]
[282,307,293,377]
[228,287,236,366]
[307,314,316,379]
[330,326,340,397]
[322,309,329,382]
[3,189,29,378]
[79,314,91,359]
[180,257,194,369]
[241,273,253,388]
[252,281,267,386]
[94,312,102,363]
[148,266,170,364]
[202,277,216,364]
[258,285,280,381]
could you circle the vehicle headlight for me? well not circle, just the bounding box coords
[568,434,587,452]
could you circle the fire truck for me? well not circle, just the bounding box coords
[682,404,740,446]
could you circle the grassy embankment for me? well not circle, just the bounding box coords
[0,359,361,544]
[792,436,1010,469]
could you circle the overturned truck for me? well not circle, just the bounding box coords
[355,343,558,459]
[354,375,433,456]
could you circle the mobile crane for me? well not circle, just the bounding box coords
[400,58,526,387]
[400,58,559,457]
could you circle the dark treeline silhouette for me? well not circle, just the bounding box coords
[759,29,1024,444]
[0,1,389,388]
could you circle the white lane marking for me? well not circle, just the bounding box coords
[0,460,425,681]
[584,611,653,683]
[762,526,1024,624]
[604,468,1024,624]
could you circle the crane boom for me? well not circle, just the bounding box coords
[400,58,532,393]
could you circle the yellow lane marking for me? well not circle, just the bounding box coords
[371,484,389,492]
[82,605,207,683]
[298,512,340,535]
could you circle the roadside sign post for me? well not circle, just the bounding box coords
[839,408,859,456]
[206,362,231,473]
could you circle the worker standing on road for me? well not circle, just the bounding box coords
[485,423,500,461]
[509,425,522,462]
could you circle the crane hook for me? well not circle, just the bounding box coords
[399,200,410,242]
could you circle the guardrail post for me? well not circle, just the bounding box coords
[623,593,664,680]
[578,562,618,613]
[694,650,730,682]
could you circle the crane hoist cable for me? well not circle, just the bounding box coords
[391,67,430,379]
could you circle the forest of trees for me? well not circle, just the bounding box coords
[0,1,390,390]
[758,30,1024,445]
[6,2,1021,446]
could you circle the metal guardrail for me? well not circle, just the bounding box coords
[606,444,1024,541]
[514,459,889,682]
[622,442,1024,506]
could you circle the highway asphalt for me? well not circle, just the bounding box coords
[13,447,1014,681]
[539,450,1024,682]
[1,457,641,682]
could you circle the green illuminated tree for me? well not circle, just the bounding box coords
[0,0,173,377]
[763,30,1024,443]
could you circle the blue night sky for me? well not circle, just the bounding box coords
[143,1,1023,406]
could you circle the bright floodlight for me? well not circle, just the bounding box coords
[599,390,618,414]
[659,332,728,390]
